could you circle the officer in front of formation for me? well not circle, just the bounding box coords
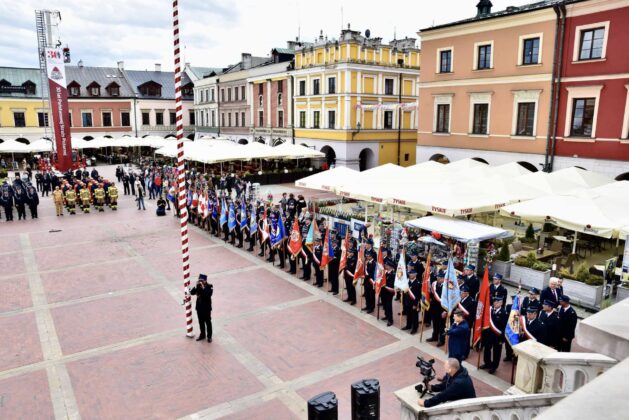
[189,273,213,343]
[401,269,422,334]
[362,251,376,313]
[480,297,508,374]
[343,248,357,305]
[380,258,396,326]
[490,274,508,306]
[558,295,578,352]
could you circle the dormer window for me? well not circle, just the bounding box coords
[139,81,162,97]
[68,81,81,96]
[87,82,101,97]
[22,80,36,95]
[182,82,194,96]
[106,82,120,96]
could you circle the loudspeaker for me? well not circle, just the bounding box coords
[351,378,380,419]
[307,391,338,420]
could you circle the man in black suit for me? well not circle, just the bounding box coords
[402,269,422,334]
[480,298,508,374]
[328,238,341,295]
[380,259,396,326]
[343,248,357,305]
[457,285,477,330]
[462,264,479,298]
[539,300,560,349]
[558,295,578,352]
[189,274,213,343]
[540,277,562,308]
[363,252,376,313]
[427,269,446,346]
[521,307,545,343]
[521,287,542,315]
[490,274,508,306]
[313,238,324,287]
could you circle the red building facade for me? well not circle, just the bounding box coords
[250,72,292,146]
[553,0,629,178]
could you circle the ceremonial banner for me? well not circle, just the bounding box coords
[420,251,432,311]
[375,247,385,296]
[249,210,258,234]
[440,257,461,314]
[505,294,521,348]
[288,218,303,257]
[270,213,286,248]
[260,210,270,243]
[45,47,73,171]
[228,202,236,232]
[240,201,248,230]
[338,230,350,273]
[394,250,409,292]
[320,228,335,268]
[305,219,318,251]
[219,199,227,227]
[353,241,365,285]
[473,266,491,346]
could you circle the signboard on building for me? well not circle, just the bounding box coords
[45,47,73,171]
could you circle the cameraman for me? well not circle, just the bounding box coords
[418,358,476,408]
[189,273,213,343]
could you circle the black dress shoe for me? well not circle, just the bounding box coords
[387,321,393,327]
[208,337,212,343]
[479,364,489,370]
[257,252,264,257]
[489,368,496,374]
[503,357,513,362]
[410,330,417,335]
[332,292,338,296]
[426,337,437,342]
[350,301,356,306]
[366,309,374,314]
[196,336,206,341]
[343,298,351,302]
[401,326,411,331]
[361,307,368,311]
[436,341,445,347]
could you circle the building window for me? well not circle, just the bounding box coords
[477,44,492,70]
[258,110,264,127]
[439,50,452,73]
[436,104,450,133]
[278,93,283,107]
[241,86,245,100]
[241,112,245,127]
[68,112,72,127]
[522,37,540,65]
[579,27,605,61]
[328,110,335,129]
[570,98,596,137]
[258,84,263,95]
[234,87,238,101]
[299,111,306,128]
[313,111,320,128]
[278,110,284,128]
[228,113,232,127]
[108,85,119,96]
[516,103,536,136]
[102,111,112,127]
[384,110,393,129]
[169,111,176,125]
[82,112,93,127]
[384,79,394,95]
[259,95,263,107]
[299,80,306,96]
[221,89,225,102]
[227,88,232,102]
[472,104,489,134]
[70,86,80,96]
[328,77,336,94]
[235,112,239,127]
[277,80,283,93]
[121,111,130,127]
[313,79,320,95]
[23,81,36,95]
[13,112,26,127]
[142,112,150,126]
[156,111,164,126]
[37,112,49,127]
[221,113,225,127]
[89,86,100,96]
[211,89,215,102]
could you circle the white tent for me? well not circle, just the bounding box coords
[492,162,535,178]
[27,138,54,153]
[590,181,629,199]
[444,158,488,171]
[405,215,512,243]
[549,167,611,189]
[516,171,583,195]
[295,166,360,192]
[0,139,31,153]
[273,142,325,158]
[335,164,406,202]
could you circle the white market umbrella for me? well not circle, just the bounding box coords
[273,142,325,159]
[549,167,611,189]
[295,166,360,192]
[493,162,534,178]
[0,139,31,153]
[27,138,54,153]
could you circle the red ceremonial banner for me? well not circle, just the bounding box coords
[288,218,303,257]
[45,48,73,171]
[473,266,491,346]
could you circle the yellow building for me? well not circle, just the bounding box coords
[0,67,50,143]
[293,26,420,170]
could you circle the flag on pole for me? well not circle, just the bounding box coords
[505,294,521,347]
[270,213,286,248]
[219,199,227,227]
[353,241,365,285]
[420,251,432,311]
[288,218,303,257]
[249,208,258,234]
[228,202,236,232]
[338,229,350,273]
[320,228,335,268]
[260,209,270,243]
[240,201,248,230]
[440,257,461,314]
[211,199,218,220]
[394,250,409,292]
[305,218,318,251]
[375,246,385,296]
[473,266,491,346]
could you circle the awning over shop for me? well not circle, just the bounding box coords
[405,215,512,243]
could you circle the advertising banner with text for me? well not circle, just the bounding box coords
[45,47,73,171]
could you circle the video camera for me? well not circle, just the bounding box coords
[414,356,436,397]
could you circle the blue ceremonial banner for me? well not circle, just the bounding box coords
[270,213,286,248]
[219,199,227,227]
[211,200,217,219]
[505,294,521,348]
[240,202,248,230]
[249,210,258,233]
[228,202,236,231]
[440,257,461,314]
[186,190,192,207]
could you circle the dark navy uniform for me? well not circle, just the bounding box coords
[490,283,508,306]
[343,251,357,304]
[380,262,396,325]
[189,275,213,342]
[558,297,578,352]
[402,272,422,333]
[428,276,446,344]
[539,309,560,349]
[363,256,376,313]
[313,242,324,287]
[328,241,341,294]
[481,303,508,373]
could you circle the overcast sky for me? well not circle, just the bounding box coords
[1,0,533,71]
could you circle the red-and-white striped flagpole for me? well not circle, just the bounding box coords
[172,0,194,338]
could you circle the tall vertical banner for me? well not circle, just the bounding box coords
[45,47,73,171]
[622,234,629,283]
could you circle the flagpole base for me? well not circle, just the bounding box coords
[185,332,195,338]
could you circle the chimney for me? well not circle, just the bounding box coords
[78,59,83,68]
[117,61,124,70]
[476,0,493,17]
[241,53,252,70]
[155,63,161,72]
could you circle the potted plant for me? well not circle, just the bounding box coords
[490,241,512,280]
[509,252,551,290]
[560,264,605,309]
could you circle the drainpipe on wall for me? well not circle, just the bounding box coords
[397,72,402,165]
[291,74,296,145]
[549,3,567,172]
[133,96,139,137]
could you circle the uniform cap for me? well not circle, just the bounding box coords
[366,239,374,245]
[543,300,555,307]
[527,307,538,313]
[408,269,417,275]
[559,295,570,303]
[493,273,503,280]
[198,274,208,281]
[460,285,470,292]
[465,264,476,270]
[529,287,540,294]
[437,269,446,278]
[384,258,395,268]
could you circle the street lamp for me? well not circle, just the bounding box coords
[352,121,362,140]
